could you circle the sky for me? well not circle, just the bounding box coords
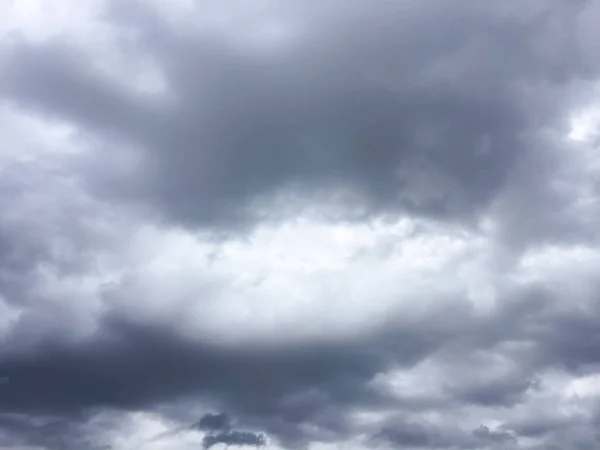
[1,0,600,449]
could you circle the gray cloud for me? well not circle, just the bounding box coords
[0,413,115,450]
[1,283,598,448]
[193,413,233,432]
[2,0,595,235]
[203,430,267,450]
[0,311,449,445]
[473,425,517,444]
[370,420,519,449]
[372,421,442,448]
[193,413,266,450]
[1,0,600,449]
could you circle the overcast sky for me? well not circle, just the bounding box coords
[1,0,600,449]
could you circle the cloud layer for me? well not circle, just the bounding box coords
[1,1,600,449]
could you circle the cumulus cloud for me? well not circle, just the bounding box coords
[203,431,267,450]
[193,413,233,432]
[1,0,600,449]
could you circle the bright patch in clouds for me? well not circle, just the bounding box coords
[569,106,600,142]
[100,217,491,345]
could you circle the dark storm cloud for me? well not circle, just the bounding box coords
[203,430,267,449]
[0,311,453,446]
[1,0,595,233]
[192,413,266,449]
[1,284,596,448]
[193,413,232,432]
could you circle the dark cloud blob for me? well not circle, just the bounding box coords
[203,430,267,450]
[194,413,233,432]
[1,0,597,234]
[0,310,454,446]
[192,412,266,449]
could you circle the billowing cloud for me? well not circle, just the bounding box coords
[1,0,593,234]
[203,431,267,450]
[1,1,600,450]
[194,413,232,433]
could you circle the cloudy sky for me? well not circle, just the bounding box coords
[1,0,600,449]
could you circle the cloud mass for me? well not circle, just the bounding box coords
[1,0,600,449]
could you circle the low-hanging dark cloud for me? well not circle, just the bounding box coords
[203,431,267,450]
[193,413,233,433]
